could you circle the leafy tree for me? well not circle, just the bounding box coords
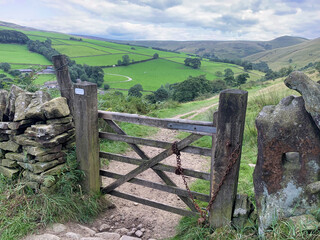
[265,69,278,80]
[212,80,227,93]
[252,61,270,73]
[69,64,104,87]
[243,61,253,71]
[104,84,110,90]
[128,84,143,98]
[0,62,11,72]
[184,58,201,69]
[122,55,130,66]
[117,60,122,66]
[8,70,21,77]
[224,68,235,86]
[153,53,159,59]
[154,87,169,102]
[235,73,250,86]
[80,73,89,82]
[172,75,212,102]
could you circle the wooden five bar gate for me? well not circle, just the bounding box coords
[53,55,248,228]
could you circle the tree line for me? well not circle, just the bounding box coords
[26,38,105,87]
[27,39,60,62]
[0,30,29,44]
[129,68,250,103]
[67,58,104,87]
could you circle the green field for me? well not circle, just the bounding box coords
[73,53,152,66]
[0,25,264,88]
[33,74,56,85]
[53,45,108,57]
[0,44,51,65]
[103,59,216,90]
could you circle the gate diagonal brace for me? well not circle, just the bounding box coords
[101,132,203,200]
[103,119,201,211]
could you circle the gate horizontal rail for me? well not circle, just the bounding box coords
[98,110,216,136]
[109,190,197,217]
[100,151,211,181]
[99,131,211,156]
[100,170,210,202]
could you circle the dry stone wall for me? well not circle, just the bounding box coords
[0,85,75,192]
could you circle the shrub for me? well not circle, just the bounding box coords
[103,84,110,90]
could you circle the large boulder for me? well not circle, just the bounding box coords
[41,97,70,119]
[25,91,51,120]
[0,90,8,121]
[254,96,320,235]
[5,85,24,121]
[14,91,34,121]
[285,71,320,130]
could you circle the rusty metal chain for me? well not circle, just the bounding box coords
[172,142,207,222]
[172,141,241,225]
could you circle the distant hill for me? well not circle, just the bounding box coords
[245,38,320,70]
[121,36,309,60]
[0,21,38,31]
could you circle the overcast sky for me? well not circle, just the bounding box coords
[0,0,319,41]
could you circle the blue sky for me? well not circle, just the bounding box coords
[0,0,319,40]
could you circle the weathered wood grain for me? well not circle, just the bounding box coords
[209,89,248,227]
[109,190,198,216]
[100,170,210,202]
[99,132,211,156]
[100,151,211,181]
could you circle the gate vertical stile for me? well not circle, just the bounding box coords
[209,89,248,228]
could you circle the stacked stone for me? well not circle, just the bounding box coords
[0,85,75,192]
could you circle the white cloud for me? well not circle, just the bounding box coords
[0,0,319,40]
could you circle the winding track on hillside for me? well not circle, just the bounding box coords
[105,73,133,83]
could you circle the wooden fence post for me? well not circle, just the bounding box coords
[52,54,74,115]
[73,82,100,193]
[209,89,248,228]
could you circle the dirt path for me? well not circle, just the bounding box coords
[99,128,210,239]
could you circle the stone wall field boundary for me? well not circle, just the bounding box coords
[0,85,75,192]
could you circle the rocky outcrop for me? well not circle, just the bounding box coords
[254,93,320,234]
[0,85,75,192]
[285,71,320,130]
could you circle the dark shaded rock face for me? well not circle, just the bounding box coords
[254,96,320,234]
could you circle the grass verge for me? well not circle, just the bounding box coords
[0,149,108,240]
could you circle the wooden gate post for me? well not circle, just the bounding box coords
[209,89,248,228]
[73,82,100,193]
[52,54,74,115]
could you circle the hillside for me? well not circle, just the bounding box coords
[245,37,320,70]
[120,36,308,59]
[0,22,264,91]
